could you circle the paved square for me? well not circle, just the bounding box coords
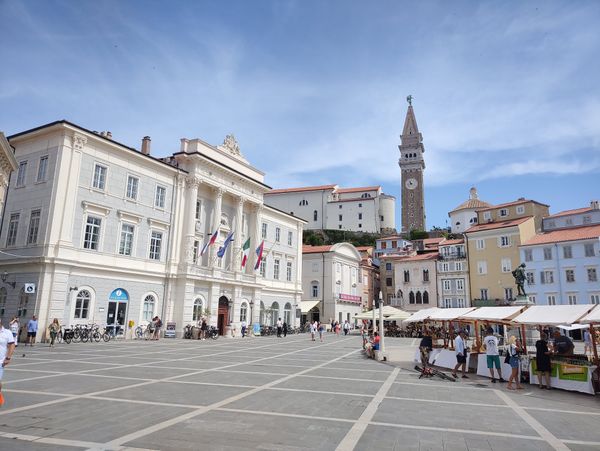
[0,336,598,450]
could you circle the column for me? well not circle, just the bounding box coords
[209,188,223,266]
[234,197,245,273]
[183,177,200,264]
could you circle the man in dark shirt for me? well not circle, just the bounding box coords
[419,329,433,367]
[553,330,574,355]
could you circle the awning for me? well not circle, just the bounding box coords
[427,307,476,321]
[354,306,411,320]
[512,305,595,325]
[459,306,527,322]
[300,300,321,313]
[403,307,442,323]
[577,305,600,324]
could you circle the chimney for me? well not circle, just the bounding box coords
[141,136,151,155]
[180,138,189,153]
[591,200,599,210]
[106,131,112,139]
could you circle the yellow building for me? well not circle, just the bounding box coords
[466,199,549,304]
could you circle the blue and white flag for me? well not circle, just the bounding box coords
[217,231,235,258]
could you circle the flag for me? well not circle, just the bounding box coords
[240,237,251,269]
[200,229,219,256]
[254,240,265,270]
[217,231,235,258]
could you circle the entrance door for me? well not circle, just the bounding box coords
[218,296,229,335]
[107,301,127,336]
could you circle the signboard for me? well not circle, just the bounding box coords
[109,289,129,302]
[253,323,261,335]
[338,294,362,304]
[24,283,36,294]
[164,322,177,338]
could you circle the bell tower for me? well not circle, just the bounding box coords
[399,96,426,234]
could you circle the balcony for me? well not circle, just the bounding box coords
[438,252,466,260]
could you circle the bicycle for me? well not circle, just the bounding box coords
[414,365,456,382]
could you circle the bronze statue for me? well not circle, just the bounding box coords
[512,263,527,296]
[406,95,413,106]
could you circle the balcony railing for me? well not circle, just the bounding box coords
[438,252,466,260]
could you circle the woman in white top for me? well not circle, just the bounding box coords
[9,317,19,347]
[507,336,523,390]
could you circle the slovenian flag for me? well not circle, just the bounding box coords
[254,240,265,270]
[200,229,219,256]
[217,231,235,258]
[241,237,251,269]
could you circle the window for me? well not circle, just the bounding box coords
[516,205,525,214]
[286,261,292,281]
[443,280,451,291]
[455,262,463,271]
[403,270,410,283]
[409,292,415,304]
[311,282,319,298]
[0,288,6,316]
[16,161,27,187]
[543,247,552,260]
[126,175,139,200]
[37,156,48,182]
[499,236,510,247]
[423,291,429,304]
[260,257,266,277]
[476,239,485,250]
[385,263,392,271]
[149,231,162,260]
[380,215,384,221]
[358,224,362,228]
[338,214,343,221]
[74,290,91,319]
[456,279,464,291]
[566,218,573,225]
[441,262,449,272]
[27,209,41,245]
[524,249,533,262]
[547,295,556,305]
[313,210,318,221]
[261,223,267,239]
[565,269,575,283]
[423,269,429,282]
[546,220,556,228]
[83,216,101,250]
[528,296,536,304]
[287,231,293,246]
[193,298,203,321]
[240,302,248,322]
[273,259,280,279]
[142,295,155,321]
[585,243,595,257]
[583,215,592,224]
[541,270,554,284]
[18,290,29,317]
[444,298,452,308]
[416,292,422,304]
[381,242,387,249]
[501,258,512,273]
[563,246,572,259]
[591,294,600,305]
[193,240,199,263]
[338,225,342,229]
[358,213,362,220]
[118,223,135,256]
[588,268,598,282]
[92,164,107,190]
[504,288,513,300]
[361,193,372,198]
[299,199,309,207]
[526,272,535,285]
[499,208,508,217]
[6,213,19,246]
[386,277,393,287]
[392,241,397,248]
[483,212,491,221]
[358,203,362,208]
[480,289,488,300]
[275,228,280,242]
[195,199,202,220]
[568,294,577,305]
[477,261,487,275]
[154,186,166,208]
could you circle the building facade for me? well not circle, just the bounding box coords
[436,238,470,308]
[356,246,380,310]
[0,132,18,216]
[373,235,413,260]
[448,187,491,234]
[0,121,304,339]
[264,184,395,233]
[301,243,363,325]
[542,201,600,231]
[383,252,438,312]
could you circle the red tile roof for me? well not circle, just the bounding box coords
[450,198,492,213]
[337,186,380,194]
[302,245,333,254]
[546,207,593,218]
[267,184,337,194]
[477,199,549,212]
[382,252,439,262]
[355,246,373,251]
[423,237,443,245]
[440,238,464,245]
[465,216,533,233]
[521,224,600,246]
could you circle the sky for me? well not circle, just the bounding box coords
[1,0,599,230]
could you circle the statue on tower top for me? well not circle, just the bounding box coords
[406,95,413,106]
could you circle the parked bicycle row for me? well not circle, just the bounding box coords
[58,323,115,344]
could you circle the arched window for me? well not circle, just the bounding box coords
[143,294,155,322]
[270,302,280,326]
[299,199,308,206]
[423,291,429,304]
[284,302,292,325]
[311,281,319,298]
[416,291,422,304]
[361,193,372,199]
[240,302,248,322]
[409,291,415,304]
[193,297,203,321]
[0,287,6,316]
[74,290,91,319]
[313,210,318,221]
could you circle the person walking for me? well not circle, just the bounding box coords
[452,330,469,379]
[535,332,552,390]
[343,320,350,336]
[241,320,247,338]
[483,327,504,383]
[48,319,60,348]
[283,321,288,337]
[26,315,38,347]
[583,329,593,358]
[9,317,19,347]
[276,318,283,338]
[310,321,316,341]
[335,321,340,336]
[0,317,16,406]
[361,322,368,349]
[318,322,325,342]
[506,336,523,390]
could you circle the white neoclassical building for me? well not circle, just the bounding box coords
[0,120,304,339]
[0,132,18,215]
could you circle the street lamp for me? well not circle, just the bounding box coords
[1,271,16,288]
[379,290,385,357]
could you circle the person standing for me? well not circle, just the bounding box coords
[48,319,60,347]
[0,317,16,406]
[583,329,593,358]
[310,321,316,341]
[553,330,574,356]
[26,315,38,347]
[241,319,247,338]
[200,318,208,340]
[419,329,433,368]
[276,318,283,338]
[9,317,19,347]
[283,321,288,337]
[153,316,162,340]
[318,322,325,342]
[335,321,340,336]
[452,330,469,379]
[483,327,504,383]
[506,336,523,390]
[343,320,350,336]
[535,332,552,390]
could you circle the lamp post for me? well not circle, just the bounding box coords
[379,290,385,356]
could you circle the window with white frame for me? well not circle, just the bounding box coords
[155,185,166,208]
[6,213,19,246]
[585,243,595,257]
[37,156,48,182]
[92,164,107,190]
[403,270,410,283]
[149,231,162,260]
[443,280,451,291]
[27,209,41,245]
[441,262,449,272]
[142,295,155,321]
[526,272,535,285]
[499,236,511,247]
[501,258,512,273]
[16,161,27,187]
[422,269,429,282]
[286,261,292,282]
[477,261,487,275]
[126,175,139,200]
[543,247,552,260]
[455,262,464,271]
[456,279,464,291]
[193,298,203,321]
[524,249,532,262]
[480,288,488,300]
[74,290,91,319]
[541,270,554,284]
[504,287,513,300]
[563,245,572,259]
[568,294,577,305]
[311,281,319,298]
[275,227,280,242]
[443,298,452,308]
[299,199,308,206]
[565,269,575,283]
[385,262,392,271]
[83,216,102,250]
[240,303,248,322]
[476,239,485,250]
[273,259,280,280]
[499,208,508,217]
[547,294,556,305]
[483,211,491,221]
[516,205,525,214]
[591,294,600,305]
[118,223,135,256]
[287,231,293,246]
[260,257,266,277]
[588,268,597,282]
[261,223,267,239]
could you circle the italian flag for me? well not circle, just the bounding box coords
[254,240,265,270]
[240,238,251,269]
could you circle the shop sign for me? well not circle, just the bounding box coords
[338,294,361,304]
[109,289,129,302]
[164,322,177,338]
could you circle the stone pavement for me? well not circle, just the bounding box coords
[0,336,598,451]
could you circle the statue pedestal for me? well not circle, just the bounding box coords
[512,295,533,306]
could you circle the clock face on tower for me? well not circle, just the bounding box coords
[405,178,418,190]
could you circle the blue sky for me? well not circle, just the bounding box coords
[1,0,599,229]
